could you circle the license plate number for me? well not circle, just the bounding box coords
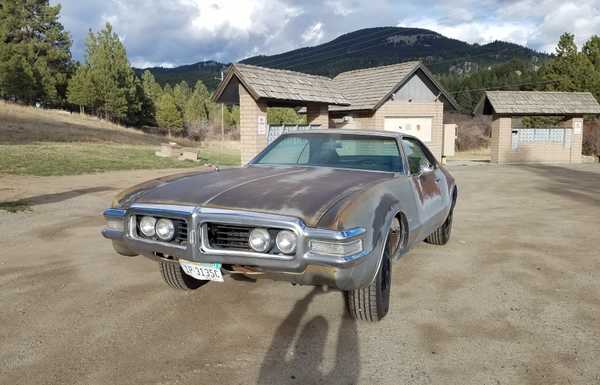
[179,260,223,282]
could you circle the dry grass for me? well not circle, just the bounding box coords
[0,143,205,176]
[449,147,491,161]
[0,101,195,146]
[0,102,241,175]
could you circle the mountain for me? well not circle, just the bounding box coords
[137,27,548,90]
[242,27,546,77]
[133,60,228,89]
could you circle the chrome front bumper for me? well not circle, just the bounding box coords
[102,203,373,289]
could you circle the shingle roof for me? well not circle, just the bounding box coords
[330,61,420,111]
[224,63,349,105]
[213,61,459,111]
[476,91,600,115]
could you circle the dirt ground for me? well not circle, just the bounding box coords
[1,163,599,385]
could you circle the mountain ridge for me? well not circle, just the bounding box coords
[136,26,548,90]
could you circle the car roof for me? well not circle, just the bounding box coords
[281,129,418,140]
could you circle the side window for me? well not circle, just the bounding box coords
[401,138,435,175]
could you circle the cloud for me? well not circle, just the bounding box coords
[398,17,534,48]
[302,22,325,45]
[399,0,600,53]
[51,0,600,67]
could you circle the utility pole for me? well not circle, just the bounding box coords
[215,71,225,165]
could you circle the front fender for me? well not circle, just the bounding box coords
[316,181,409,289]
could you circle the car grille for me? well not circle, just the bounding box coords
[135,216,188,246]
[206,223,251,251]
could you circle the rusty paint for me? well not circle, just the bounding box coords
[109,131,457,291]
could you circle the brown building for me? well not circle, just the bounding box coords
[475,91,600,164]
[213,61,459,164]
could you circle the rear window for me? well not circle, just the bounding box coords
[253,133,403,173]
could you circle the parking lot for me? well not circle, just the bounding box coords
[1,163,599,385]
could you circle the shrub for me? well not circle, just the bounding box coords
[444,112,491,151]
[583,119,600,160]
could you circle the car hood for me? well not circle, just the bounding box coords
[124,166,394,227]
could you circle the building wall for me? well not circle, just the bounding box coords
[331,111,375,130]
[490,115,583,163]
[392,72,437,102]
[306,103,329,127]
[562,117,583,163]
[373,101,445,160]
[330,101,445,160]
[239,84,267,165]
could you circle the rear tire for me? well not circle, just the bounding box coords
[159,259,208,290]
[425,207,453,245]
[344,248,391,322]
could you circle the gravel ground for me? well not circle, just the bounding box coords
[1,163,599,385]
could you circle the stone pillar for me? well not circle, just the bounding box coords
[560,116,583,163]
[239,84,268,165]
[306,103,329,128]
[490,115,512,163]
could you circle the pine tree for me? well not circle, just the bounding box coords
[582,35,600,102]
[540,33,595,92]
[173,81,190,112]
[583,36,600,70]
[142,70,162,104]
[67,64,94,113]
[183,80,210,126]
[79,22,142,123]
[156,93,183,137]
[0,0,72,105]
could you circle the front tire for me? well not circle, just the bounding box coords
[425,207,453,245]
[344,248,391,322]
[159,259,208,290]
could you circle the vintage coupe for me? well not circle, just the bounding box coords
[102,130,457,321]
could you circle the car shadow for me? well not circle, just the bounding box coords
[256,288,360,385]
[516,163,600,206]
[0,186,116,212]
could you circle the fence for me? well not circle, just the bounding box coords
[266,124,321,144]
[511,127,572,150]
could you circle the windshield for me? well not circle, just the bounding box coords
[252,133,403,173]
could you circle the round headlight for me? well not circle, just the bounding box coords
[248,228,271,252]
[155,218,175,241]
[139,216,157,237]
[276,230,297,254]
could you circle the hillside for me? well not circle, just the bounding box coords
[242,27,546,77]
[134,60,228,89]
[139,27,547,89]
[0,102,240,175]
[0,101,196,146]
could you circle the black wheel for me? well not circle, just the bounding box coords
[159,259,208,290]
[425,207,453,245]
[344,247,392,322]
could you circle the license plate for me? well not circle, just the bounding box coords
[179,260,223,282]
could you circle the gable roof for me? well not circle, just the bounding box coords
[475,91,600,116]
[212,61,459,111]
[212,63,350,106]
[330,61,460,111]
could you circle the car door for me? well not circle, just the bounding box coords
[400,137,446,239]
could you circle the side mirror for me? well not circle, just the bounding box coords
[420,158,434,174]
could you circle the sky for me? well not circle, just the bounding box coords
[51,0,600,68]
